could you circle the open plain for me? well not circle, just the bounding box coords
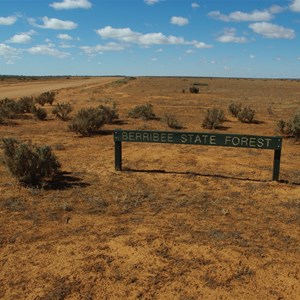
[0,76,299,299]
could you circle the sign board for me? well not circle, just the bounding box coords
[114,129,282,181]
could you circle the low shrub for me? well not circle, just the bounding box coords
[202,108,225,129]
[237,107,255,123]
[0,98,21,118]
[163,114,183,129]
[99,103,118,124]
[2,138,60,186]
[52,102,73,121]
[128,103,156,120]
[69,107,106,136]
[17,96,35,113]
[189,86,199,94]
[277,112,300,141]
[35,91,55,106]
[34,107,47,120]
[228,102,242,117]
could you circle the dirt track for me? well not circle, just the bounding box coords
[0,77,118,99]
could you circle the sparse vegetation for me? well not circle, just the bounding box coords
[189,86,200,94]
[276,112,300,141]
[69,106,106,136]
[228,102,242,117]
[52,102,73,121]
[35,91,55,106]
[162,114,183,129]
[2,138,60,186]
[128,103,156,120]
[17,96,35,113]
[237,106,255,123]
[202,108,225,129]
[99,103,119,124]
[34,107,47,120]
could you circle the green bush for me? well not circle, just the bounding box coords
[99,103,119,124]
[52,102,73,121]
[277,112,300,141]
[69,107,106,136]
[228,102,242,117]
[162,114,183,129]
[0,98,21,118]
[35,91,55,106]
[202,108,225,129]
[189,86,199,94]
[2,138,60,186]
[17,96,35,113]
[128,103,156,120]
[237,107,255,123]
[34,107,47,120]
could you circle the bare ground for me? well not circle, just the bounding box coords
[0,76,299,299]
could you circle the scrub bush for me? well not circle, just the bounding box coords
[202,108,225,129]
[2,138,60,186]
[52,102,73,121]
[34,107,47,120]
[128,103,156,120]
[35,91,55,106]
[163,114,183,129]
[69,107,106,136]
[228,102,242,117]
[189,86,199,94]
[277,112,300,141]
[237,107,255,123]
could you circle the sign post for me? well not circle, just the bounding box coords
[114,129,282,181]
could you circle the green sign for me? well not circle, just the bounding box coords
[114,130,281,150]
[113,129,282,181]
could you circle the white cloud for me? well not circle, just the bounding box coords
[50,0,92,10]
[96,26,212,48]
[268,5,285,14]
[208,9,273,22]
[249,22,295,39]
[7,30,36,44]
[28,44,70,58]
[290,0,300,12]
[192,41,213,49]
[0,16,17,25]
[216,28,247,43]
[249,54,255,59]
[29,17,77,30]
[170,16,189,26]
[57,33,73,40]
[191,3,200,9]
[297,56,300,60]
[80,42,126,55]
[144,0,160,5]
[185,49,194,54]
[0,43,21,63]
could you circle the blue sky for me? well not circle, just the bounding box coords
[0,0,300,78]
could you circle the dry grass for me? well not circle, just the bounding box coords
[0,76,299,299]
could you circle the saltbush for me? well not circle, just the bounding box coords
[228,102,242,117]
[128,103,156,120]
[202,108,225,129]
[277,112,300,141]
[99,103,119,124]
[69,107,106,136]
[34,107,47,120]
[0,98,21,118]
[2,138,60,186]
[237,107,255,123]
[17,96,35,113]
[163,114,183,129]
[189,86,199,94]
[35,91,55,106]
[52,102,73,121]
